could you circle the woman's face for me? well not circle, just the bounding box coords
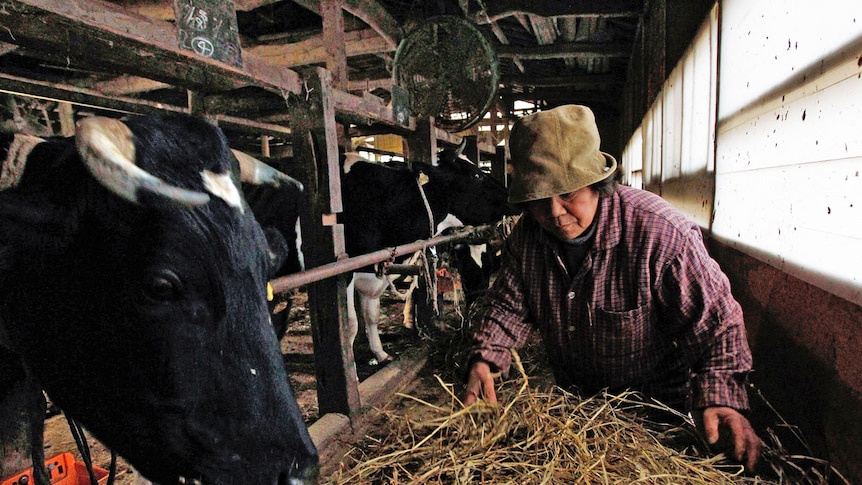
[526,187,599,241]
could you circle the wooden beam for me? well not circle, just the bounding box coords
[502,72,622,89]
[0,0,302,96]
[321,0,349,90]
[293,0,401,49]
[247,28,389,67]
[347,77,392,92]
[528,14,558,45]
[0,71,187,116]
[233,0,281,11]
[331,89,415,132]
[0,42,18,56]
[87,76,172,96]
[0,71,294,138]
[495,41,630,60]
[473,0,643,23]
[214,113,292,138]
[340,0,402,49]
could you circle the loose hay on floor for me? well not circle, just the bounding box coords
[327,351,768,485]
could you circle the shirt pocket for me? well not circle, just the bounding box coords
[591,303,652,359]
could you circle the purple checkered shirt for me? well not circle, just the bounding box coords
[467,185,753,411]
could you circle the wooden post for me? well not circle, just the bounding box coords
[492,145,507,187]
[320,0,348,90]
[403,116,436,165]
[463,135,480,165]
[288,67,360,417]
[261,135,271,157]
[57,102,75,137]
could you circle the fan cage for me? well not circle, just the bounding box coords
[393,16,500,133]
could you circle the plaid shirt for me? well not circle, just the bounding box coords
[468,185,753,411]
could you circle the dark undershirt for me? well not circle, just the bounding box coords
[558,217,597,274]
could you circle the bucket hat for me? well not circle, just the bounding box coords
[507,105,617,204]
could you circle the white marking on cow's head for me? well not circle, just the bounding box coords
[343,152,373,173]
[470,243,487,268]
[0,134,43,190]
[435,214,463,235]
[295,218,305,271]
[202,170,244,211]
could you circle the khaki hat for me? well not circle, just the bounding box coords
[507,105,617,204]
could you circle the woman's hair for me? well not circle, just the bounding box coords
[591,165,620,198]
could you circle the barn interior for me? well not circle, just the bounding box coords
[0,0,860,483]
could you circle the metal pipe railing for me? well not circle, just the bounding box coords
[269,223,496,293]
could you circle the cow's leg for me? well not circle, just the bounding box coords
[26,379,48,485]
[352,273,393,364]
[358,292,388,363]
[345,275,360,359]
[0,350,49,485]
[402,290,415,330]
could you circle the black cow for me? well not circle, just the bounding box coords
[241,154,307,340]
[340,144,518,366]
[0,114,317,485]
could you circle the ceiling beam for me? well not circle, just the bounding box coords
[501,72,622,89]
[292,0,402,50]
[0,71,187,116]
[247,28,390,67]
[528,14,558,45]
[495,41,630,60]
[0,70,296,138]
[0,0,302,96]
[473,0,643,23]
[86,76,172,96]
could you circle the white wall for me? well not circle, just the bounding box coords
[714,0,862,306]
[624,7,718,227]
[622,1,862,307]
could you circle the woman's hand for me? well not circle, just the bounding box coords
[462,360,498,405]
[696,406,762,471]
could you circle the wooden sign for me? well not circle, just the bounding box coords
[173,0,243,67]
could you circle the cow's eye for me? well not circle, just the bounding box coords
[143,270,182,301]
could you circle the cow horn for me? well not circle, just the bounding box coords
[75,117,210,207]
[233,149,303,191]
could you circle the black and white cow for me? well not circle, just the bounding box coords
[340,143,517,366]
[0,114,318,485]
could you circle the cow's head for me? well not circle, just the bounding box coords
[418,140,520,226]
[0,115,317,484]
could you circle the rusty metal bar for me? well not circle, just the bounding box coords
[382,264,422,275]
[269,224,496,293]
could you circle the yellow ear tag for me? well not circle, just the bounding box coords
[267,282,274,302]
[418,172,430,185]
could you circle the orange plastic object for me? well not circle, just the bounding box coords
[1,452,108,485]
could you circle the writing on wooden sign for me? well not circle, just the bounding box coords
[173,0,243,67]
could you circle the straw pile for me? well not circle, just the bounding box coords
[328,351,771,485]
[324,274,848,485]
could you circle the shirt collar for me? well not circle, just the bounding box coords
[593,188,622,250]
